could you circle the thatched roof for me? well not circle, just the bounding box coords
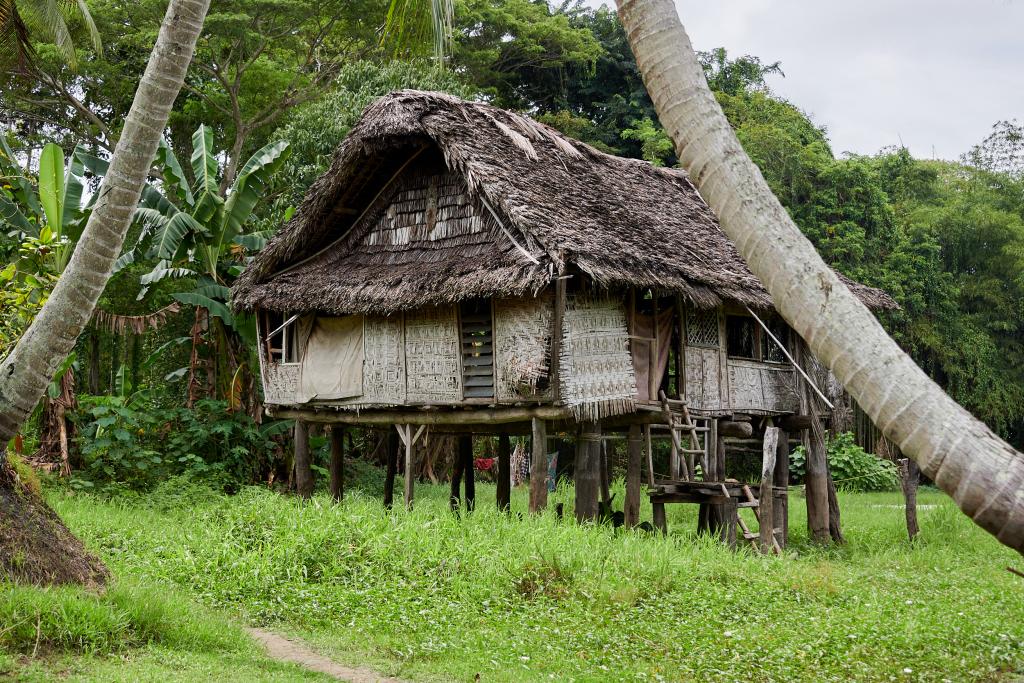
[232,90,896,314]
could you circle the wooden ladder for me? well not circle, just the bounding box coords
[658,391,708,481]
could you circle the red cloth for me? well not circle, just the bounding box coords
[474,457,495,471]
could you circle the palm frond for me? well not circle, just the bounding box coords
[382,0,454,64]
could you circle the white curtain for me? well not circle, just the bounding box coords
[296,315,364,402]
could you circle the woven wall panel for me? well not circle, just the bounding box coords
[262,362,300,405]
[494,295,553,401]
[361,315,406,405]
[559,296,636,421]
[405,306,463,402]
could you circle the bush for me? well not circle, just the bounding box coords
[72,396,292,491]
[791,431,898,492]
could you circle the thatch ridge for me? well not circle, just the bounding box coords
[233,90,896,314]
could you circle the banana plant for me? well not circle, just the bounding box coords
[117,125,289,298]
[0,136,95,274]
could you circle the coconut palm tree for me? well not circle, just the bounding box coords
[0,0,211,585]
[0,0,101,70]
[614,0,1024,553]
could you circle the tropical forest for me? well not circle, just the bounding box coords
[0,0,1022,680]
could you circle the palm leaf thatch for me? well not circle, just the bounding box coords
[232,90,895,315]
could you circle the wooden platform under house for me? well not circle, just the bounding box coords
[232,91,897,550]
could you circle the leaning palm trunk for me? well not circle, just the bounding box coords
[0,0,210,585]
[615,0,1024,553]
[0,0,210,444]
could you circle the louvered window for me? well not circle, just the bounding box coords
[460,300,494,399]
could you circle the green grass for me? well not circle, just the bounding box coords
[5,476,1023,682]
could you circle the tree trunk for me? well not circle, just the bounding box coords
[615,0,1024,555]
[0,0,211,586]
[900,458,921,542]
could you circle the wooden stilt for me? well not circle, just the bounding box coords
[652,501,667,535]
[721,496,738,550]
[383,429,399,509]
[293,420,313,499]
[598,438,611,506]
[401,425,415,510]
[644,424,654,485]
[826,471,845,543]
[574,421,601,522]
[529,418,548,513]
[624,425,643,527]
[698,418,717,535]
[775,429,790,548]
[460,435,475,512]
[899,458,920,542]
[329,426,345,502]
[497,434,511,512]
[450,439,465,512]
[759,427,779,555]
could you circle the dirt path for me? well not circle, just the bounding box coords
[246,627,407,682]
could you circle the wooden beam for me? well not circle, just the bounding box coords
[529,418,548,513]
[293,420,313,500]
[329,426,344,502]
[450,437,464,512]
[718,420,753,438]
[269,405,570,426]
[624,424,643,527]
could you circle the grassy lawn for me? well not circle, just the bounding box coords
[3,477,1023,682]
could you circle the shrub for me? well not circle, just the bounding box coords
[72,396,291,490]
[791,431,898,492]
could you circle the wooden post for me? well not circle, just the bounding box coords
[899,458,920,542]
[293,420,313,499]
[598,438,611,505]
[460,435,475,512]
[652,500,667,535]
[529,418,548,513]
[826,472,845,543]
[550,276,566,403]
[796,340,830,543]
[709,428,727,535]
[760,427,779,554]
[574,421,601,522]
[721,496,738,550]
[644,424,654,485]
[624,424,643,527]
[402,425,415,511]
[329,426,345,502]
[383,429,399,509]
[698,417,718,535]
[497,434,511,512]
[775,429,790,548]
[450,439,465,512]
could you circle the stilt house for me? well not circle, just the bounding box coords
[232,91,895,546]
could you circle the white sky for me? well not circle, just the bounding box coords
[589,0,1024,160]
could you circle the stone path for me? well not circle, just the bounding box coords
[246,627,406,683]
